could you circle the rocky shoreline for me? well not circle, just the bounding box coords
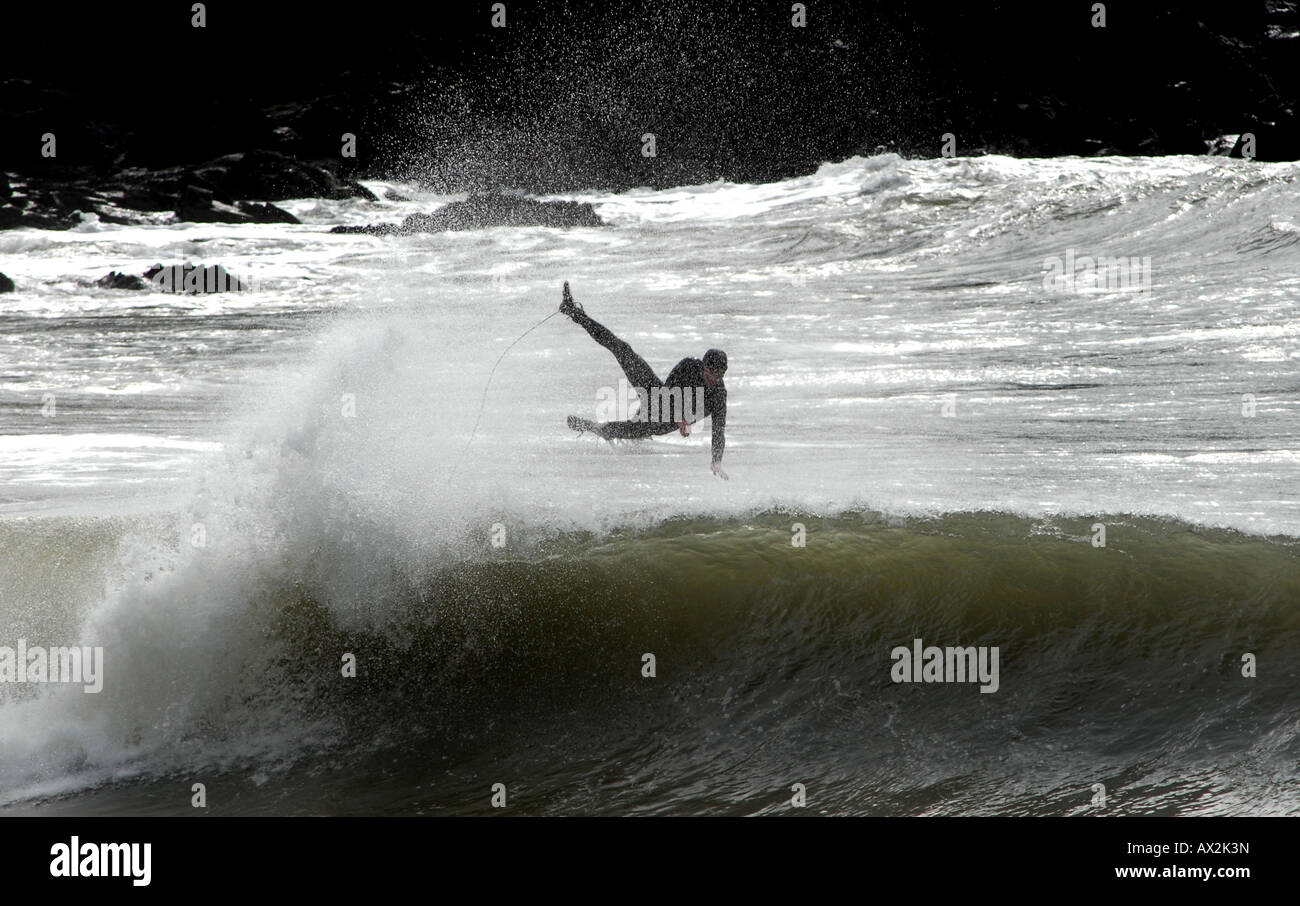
[1,150,372,230]
[2,2,1296,237]
[331,194,603,234]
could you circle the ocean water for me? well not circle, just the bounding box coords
[1,154,1298,815]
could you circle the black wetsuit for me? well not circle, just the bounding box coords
[571,308,726,463]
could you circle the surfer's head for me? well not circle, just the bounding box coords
[702,348,727,387]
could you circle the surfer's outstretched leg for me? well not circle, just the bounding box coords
[567,414,668,441]
[598,419,677,440]
[560,282,661,391]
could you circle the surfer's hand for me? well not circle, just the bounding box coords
[711,461,729,480]
[678,419,691,437]
[559,282,581,318]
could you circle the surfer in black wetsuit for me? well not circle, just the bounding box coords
[560,282,729,479]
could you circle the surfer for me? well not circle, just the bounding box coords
[560,282,729,479]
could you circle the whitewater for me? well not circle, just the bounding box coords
[1,154,1297,815]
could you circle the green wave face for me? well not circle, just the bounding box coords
[254,512,1300,815]
[3,510,1297,815]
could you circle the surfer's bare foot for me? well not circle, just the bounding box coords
[559,281,583,318]
[568,414,604,437]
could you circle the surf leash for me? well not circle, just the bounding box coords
[444,307,561,486]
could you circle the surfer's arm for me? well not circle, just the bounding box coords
[710,386,726,475]
[664,358,697,436]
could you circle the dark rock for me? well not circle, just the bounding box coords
[0,190,84,230]
[331,193,603,235]
[109,168,196,211]
[235,200,300,224]
[413,195,604,230]
[193,150,376,202]
[0,172,152,229]
[0,150,361,230]
[332,223,399,235]
[1206,134,1240,156]
[383,189,411,202]
[0,172,9,199]
[95,271,147,290]
[0,272,14,293]
[176,185,245,223]
[175,184,299,224]
[143,263,247,293]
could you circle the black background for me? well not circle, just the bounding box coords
[3,0,1296,193]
